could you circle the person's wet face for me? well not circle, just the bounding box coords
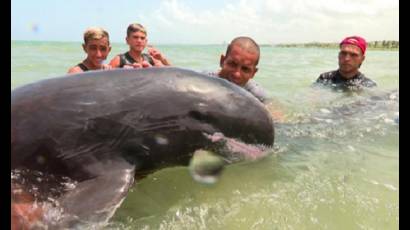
[219,44,258,86]
[83,37,111,67]
[338,44,365,77]
[126,31,147,53]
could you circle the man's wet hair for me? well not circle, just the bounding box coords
[83,27,110,45]
[226,37,260,65]
[127,23,147,37]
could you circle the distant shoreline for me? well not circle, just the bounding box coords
[11,40,399,51]
[274,40,399,51]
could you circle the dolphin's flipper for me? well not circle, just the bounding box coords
[55,158,136,227]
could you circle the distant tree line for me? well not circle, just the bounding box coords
[276,40,399,50]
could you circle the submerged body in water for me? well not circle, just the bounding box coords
[276,89,398,142]
[11,67,274,228]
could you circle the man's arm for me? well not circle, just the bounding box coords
[148,46,171,66]
[67,66,82,74]
[109,55,121,68]
[244,80,286,122]
[264,99,286,123]
[312,71,334,87]
[315,73,327,83]
[360,75,377,88]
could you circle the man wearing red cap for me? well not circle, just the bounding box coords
[315,36,377,90]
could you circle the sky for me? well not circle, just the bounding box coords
[11,0,399,44]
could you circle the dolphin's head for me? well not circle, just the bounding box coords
[118,67,275,167]
[164,67,274,146]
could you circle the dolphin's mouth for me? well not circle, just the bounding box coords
[203,132,271,163]
[188,132,272,184]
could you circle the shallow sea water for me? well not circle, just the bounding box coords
[12,41,398,229]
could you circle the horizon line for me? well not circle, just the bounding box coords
[11,39,400,46]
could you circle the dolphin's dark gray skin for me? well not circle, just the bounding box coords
[11,67,274,227]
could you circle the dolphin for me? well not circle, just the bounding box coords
[11,67,274,228]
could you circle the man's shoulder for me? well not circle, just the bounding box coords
[244,79,260,88]
[356,73,377,87]
[201,71,268,103]
[202,71,218,77]
[318,70,338,80]
[67,65,83,74]
[244,79,269,103]
[314,70,339,87]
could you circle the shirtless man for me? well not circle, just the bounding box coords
[208,36,284,121]
[208,36,267,102]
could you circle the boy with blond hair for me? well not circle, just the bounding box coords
[68,27,112,73]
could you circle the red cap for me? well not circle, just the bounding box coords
[340,36,367,55]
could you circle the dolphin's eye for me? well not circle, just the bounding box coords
[189,111,212,122]
[189,111,203,120]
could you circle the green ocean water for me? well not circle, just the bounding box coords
[11,41,398,229]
